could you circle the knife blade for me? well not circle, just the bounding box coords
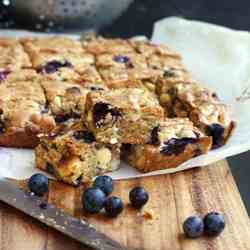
[0,178,126,250]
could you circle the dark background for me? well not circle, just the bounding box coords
[0,0,250,212]
[1,0,250,36]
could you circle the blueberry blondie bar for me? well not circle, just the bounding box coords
[22,37,101,83]
[35,122,120,185]
[40,79,89,124]
[85,88,164,144]
[160,82,235,148]
[123,118,212,172]
[0,70,56,147]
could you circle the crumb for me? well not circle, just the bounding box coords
[137,208,157,220]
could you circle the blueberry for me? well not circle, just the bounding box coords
[82,187,106,213]
[39,202,48,209]
[89,86,105,91]
[28,173,49,196]
[160,137,198,156]
[0,121,5,134]
[55,111,81,124]
[104,196,124,217]
[150,126,160,145]
[206,124,225,148]
[204,212,225,236]
[93,102,121,128]
[41,103,49,114]
[163,69,175,78]
[40,60,73,74]
[55,113,71,123]
[183,216,204,238]
[93,175,114,195]
[73,130,96,144]
[113,55,130,63]
[0,70,10,82]
[129,186,149,208]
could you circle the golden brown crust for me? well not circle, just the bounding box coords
[126,137,212,172]
[124,118,212,172]
[0,129,39,148]
[21,37,83,53]
[0,70,56,148]
[0,38,31,70]
[40,79,89,119]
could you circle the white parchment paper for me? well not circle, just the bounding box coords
[0,17,250,180]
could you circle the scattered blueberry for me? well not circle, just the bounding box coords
[104,196,124,217]
[82,187,106,214]
[40,60,73,74]
[206,124,225,148]
[0,121,5,134]
[160,137,198,156]
[54,112,80,122]
[73,130,96,143]
[163,69,175,78]
[39,202,48,209]
[150,126,160,145]
[212,93,218,99]
[81,131,96,142]
[55,113,71,123]
[204,212,225,236]
[28,173,49,196]
[126,61,134,68]
[93,102,121,127]
[41,103,49,114]
[113,55,130,64]
[129,186,149,208]
[183,216,204,238]
[93,176,114,196]
[89,86,105,91]
[0,70,10,82]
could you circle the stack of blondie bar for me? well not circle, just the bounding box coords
[0,36,235,185]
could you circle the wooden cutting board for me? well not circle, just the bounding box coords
[0,160,249,250]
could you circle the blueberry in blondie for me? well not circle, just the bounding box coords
[35,122,120,185]
[40,79,89,124]
[161,82,235,147]
[22,37,98,82]
[123,118,212,172]
[85,88,164,144]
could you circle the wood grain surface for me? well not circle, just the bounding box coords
[0,160,249,250]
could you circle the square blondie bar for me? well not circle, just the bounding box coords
[35,122,120,185]
[0,70,55,147]
[40,79,89,124]
[123,118,212,172]
[163,82,235,147]
[22,37,100,83]
[85,88,164,145]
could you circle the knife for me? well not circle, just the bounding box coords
[0,177,126,250]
